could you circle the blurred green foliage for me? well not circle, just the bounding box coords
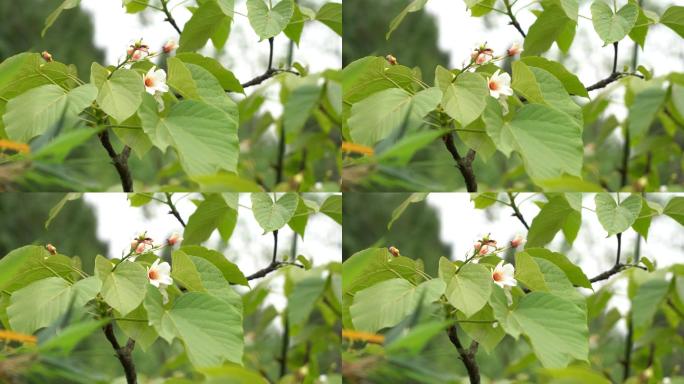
[0,0,104,79]
[342,0,449,80]
[0,193,107,274]
[342,193,450,276]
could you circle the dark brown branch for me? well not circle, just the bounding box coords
[275,122,286,185]
[245,230,304,281]
[98,130,133,192]
[507,192,530,230]
[103,323,137,384]
[240,37,301,89]
[585,42,644,92]
[279,315,289,377]
[503,0,526,38]
[442,133,477,192]
[160,0,182,35]
[164,192,186,227]
[620,128,631,188]
[447,326,480,384]
[588,233,645,283]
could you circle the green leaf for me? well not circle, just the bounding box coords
[287,197,316,238]
[0,246,48,289]
[632,277,670,328]
[442,72,488,127]
[510,292,588,368]
[101,261,148,316]
[250,192,299,233]
[283,82,322,138]
[525,248,591,289]
[179,0,231,52]
[527,196,579,247]
[590,1,638,44]
[523,4,573,56]
[498,104,583,181]
[175,53,243,93]
[39,319,109,354]
[246,0,295,40]
[627,84,667,140]
[288,275,327,327]
[521,56,587,97]
[457,305,505,354]
[184,194,236,245]
[386,320,451,354]
[348,87,441,146]
[45,193,81,229]
[629,6,657,48]
[632,198,661,240]
[511,62,582,123]
[199,365,269,383]
[342,248,425,328]
[160,291,243,368]
[42,0,80,37]
[343,57,418,104]
[172,251,205,291]
[96,68,143,122]
[8,276,99,334]
[445,263,492,318]
[116,304,158,351]
[350,278,445,332]
[661,6,684,39]
[539,367,612,383]
[4,83,96,142]
[595,193,642,236]
[283,5,307,44]
[664,197,684,226]
[388,193,429,229]
[386,0,428,39]
[515,252,548,291]
[316,2,342,35]
[180,245,248,286]
[139,97,238,176]
[319,194,342,224]
[191,257,242,310]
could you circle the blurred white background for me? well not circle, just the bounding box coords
[427,193,684,329]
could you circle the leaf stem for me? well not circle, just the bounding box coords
[507,192,530,230]
[160,0,182,34]
[503,0,527,38]
[164,192,186,227]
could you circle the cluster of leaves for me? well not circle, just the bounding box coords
[0,0,342,191]
[342,193,684,383]
[341,0,684,192]
[0,192,342,383]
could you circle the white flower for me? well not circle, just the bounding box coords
[143,67,169,96]
[162,39,177,54]
[487,70,513,99]
[147,259,173,288]
[491,261,517,288]
[510,234,525,248]
[167,232,183,246]
[507,42,523,56]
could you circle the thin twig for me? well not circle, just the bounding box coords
[447,326,480,384]
[98,130,133,192]
[245,231,304,281]
[160,0,182,34]
[503,0,526,37]
[442,133,477,192]
[240,37,301,89]
[507,192,530,230]
[164,193,186,227]
[102,323,137,384]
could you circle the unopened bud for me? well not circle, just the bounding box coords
[41,51,53,62]
[162,39,177,54]
[385,54,397,65]
[388,246,400,257]
[507,42,523,56]
[167,232,183,246]
[510,234,525,248]
[46,244,57,255]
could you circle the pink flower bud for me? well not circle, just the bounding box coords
[130,239,139,250]
[162,40,177,54]
[479,245,490,255]
[388,246,400,257]
[385,54,398,65]
[507,43,523,57]
[41,51,53,62]
[473,241,482,250]
[475,53,491,65]
[167,232,183,246]
[46,244,57,255]
[510,234,526,248]
[135,242,147,254]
